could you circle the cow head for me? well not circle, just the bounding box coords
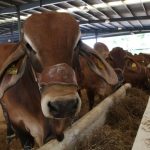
[94,44,124,89]
[106,47,150,89]
[133,53,150,68]
[38,63,81,118]
[0,43,81,141]
[24,48,81,140]
[24,42,82,120]
[37,63,81,140]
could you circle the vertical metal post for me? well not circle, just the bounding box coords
[16,5,21,41]
[40,0,43,7]
[9,26,13,42]
[95,31,98,43]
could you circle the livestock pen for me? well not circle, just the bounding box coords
[1,1,150,150]
[0,83,149,150]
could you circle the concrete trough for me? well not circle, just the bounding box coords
[0,105,4,122]
[39,83,131,150]
[132,96,150,150]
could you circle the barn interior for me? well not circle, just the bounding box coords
[0,0,150,150]
[0,0,150,43]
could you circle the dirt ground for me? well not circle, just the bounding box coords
[0,88,149,150]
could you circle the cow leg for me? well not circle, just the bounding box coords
[6,120,15,143]
[0,102,15,143]
[78,89,81,97]
[86,89,95,110]
[15,128,34,150]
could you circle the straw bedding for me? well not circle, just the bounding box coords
[0,88,149,150]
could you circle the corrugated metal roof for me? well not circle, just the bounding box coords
[0,0,150,42]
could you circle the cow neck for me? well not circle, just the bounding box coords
[30,66,42,94]
[141,65,149,79]
[72,43,83,85]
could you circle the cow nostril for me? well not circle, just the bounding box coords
[56,133,64,142]
[47,102,59,112]
[72,99,78,110]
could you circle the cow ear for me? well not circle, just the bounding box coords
[78,41,118,85]
[0,43,25,78]
[0,56,27,99]
[131,63,137,70]
[87,56,118,85]
[25,43,43,73]
[126,57,139,71]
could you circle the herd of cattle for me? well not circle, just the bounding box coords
[0,12,150,150]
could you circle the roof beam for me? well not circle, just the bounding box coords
[0,0,73,14]
[79,0,117,29]
[1,27,150,42]
[123,3,143,28]
[100,0,129,28]
[141,2,148,16]
[81,26,150,39]
[65,2,98,20]
[80,0,109,19]
[80,16,150,25]
[1,16,150,33]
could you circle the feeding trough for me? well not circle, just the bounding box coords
[39,83,131,150]
[0,105,4,123]
[132,97,150,150]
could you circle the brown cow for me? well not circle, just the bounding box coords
[0,12,82,149]
[133,53,150,67]
[23,12,118,111]
[0,43,51,148]
[0,12,118,149]
[0,43,82,148]
[107,47,150,89]
[94,42,123,92]
[23,12,81,120]
[73,41,118,109]
[140,53,150,67]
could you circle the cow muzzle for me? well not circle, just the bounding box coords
[41,93,81,119]
[47,99,79,118]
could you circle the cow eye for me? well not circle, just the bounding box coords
[39,83,46,91]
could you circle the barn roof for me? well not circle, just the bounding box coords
[0,0,150,42]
